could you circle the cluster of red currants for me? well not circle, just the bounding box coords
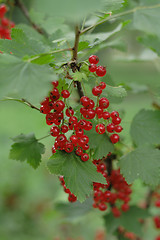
[0,4,15,39]
[40,81,92,162]
[92,157,132,217]
[59,176,77,203]
[88,55,106,77]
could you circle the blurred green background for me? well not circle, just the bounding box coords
[0,0,160,239]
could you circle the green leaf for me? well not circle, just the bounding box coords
[0,54,55,104]
[133,4,160,37]
[130,109,160,146]
[103,84,127,98]
[9,133,45,169]
[138,35,160,56]
[86,126,114,159]
[78,41,89,52]
[104,206,150,236]
[119,146,160,186]
[72,72,88,82]
[47,151,106,202]
[102,0,125,12]
[0,28,50,58]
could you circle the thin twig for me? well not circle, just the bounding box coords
[81,3,160,35]
[38,134,51,141]
[1,97,40,111]
[14,0,46,35]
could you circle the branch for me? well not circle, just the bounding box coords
[14,0,46,36]
[1,97,40,111]
[72,26,84,98]
[81,3,160,35]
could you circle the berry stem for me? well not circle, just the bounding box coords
[37,134,51,141]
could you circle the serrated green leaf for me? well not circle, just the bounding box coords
[72,71,88,82]
[138,35,160,56]
[104,206,150,236]
[47,151,106,202]
[0,54,55,104]
[102,0,125,11]
[9,133,45,169]
[119,146,160,186]
[0,28,49,58]
[130,109,160,146]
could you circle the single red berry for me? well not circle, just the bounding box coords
[65,142,74,153]
[82,143,89,150]
[56,134,67,146]
[155,199,160,208]
[64,186,71,194]
[110,134,120,144]
[61,125,69,133]
[95,123,106,134]
[95,107,103,118]
[111,207,121,218]
[80,96,90,107]
[112,117,121,125]
[85,121,93,131]
[84,109,96,119]
[81,153,89,162]
[40,97,49,105]
[50,126,60,137]
[70,135,78,145]
[98,203,107,211]
[66,107,74,117]
[88,99,95,109]
[81,135,89,144]
[50,88,60,101]
[40,104,50,114]
[1,17,9,27]
[99,97,109,109]
[103,111,110,120]
[51,80,59,87]
[78,119,87,129]
[61,89,70,98]
[75,147,83,156]
[89,55,99,64]
[51,146,56,154]
[89,64,97,72]
[99,81,106,90]
[75,129,84,137]
[110,111,119,118]
[96,66,106,77]
[106,123,115,133]
[69,116,78,124]
[53,100,65,112]
[68,193,77,203]
[114,125,123,133]
[59,176,65,185]
[0,4,7,18]
[121,203,129,212]
[92,86,102,96]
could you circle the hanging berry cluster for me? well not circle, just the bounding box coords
[0,4,15,39]
[59,176,77,203]
[92,156,132,217]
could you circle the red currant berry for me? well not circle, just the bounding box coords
[75,147,83,156]
[66,107,74,117]
[112,117,121,125]
[81,135,89,144]
[84,109,96,119]
[80,96,90,107]
[99,81,106,89]
[0,4,7,18]
[95,107,103,118]
[121,203,129,212]
[81,153,89,162]
[98,203,107,211]
[110,111,119,118]
[96,66,106,77]
[70,135,78,145]
[155,199,160,208]
[56,134,67,146]
[75,129,84,137]
[53,100,65,112]
[61,125,69,133]
[61,89,70,98]
[82,143,89,150]
[50,88,60,101]
[40,105,50,114]
[99,97,109,109]
[65,142,74,153]
[68,193,77,203]
[111,207,121,218]
[50,126,60,137]
[51,80,59,87]
[78,119,87,129]
[89,64,97,72]
[114,125,123,133]
[103,111,110,120]
[89,55,99,64]
[92,86,102,96]
[52,146,56,154]
[1,17,9,27]
[59,176,65,185]
[88,99,95,109]
[110,134,120,144]
[96,123,106,134]
[85,121,93,131]
[106,123,115,133]
[69,116,78,124]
